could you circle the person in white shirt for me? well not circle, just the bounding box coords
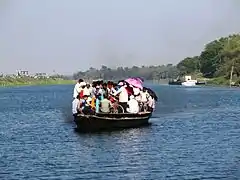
[72,95,81,117]
[140,88,150,103]
[83,83,92,97]
[133,87,142,102]
[73,79,83,99]
[127,95,139,113]
[113,84,129,112]
[147,95,156,112]
[107,82,117,95]
[133,87,140,96]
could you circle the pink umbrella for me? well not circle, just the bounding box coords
[124,77,143,89]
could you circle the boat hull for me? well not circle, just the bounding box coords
[168,81,182,85]
[181,81,196,86]
[74,112,152,132]
[196,82,206,85]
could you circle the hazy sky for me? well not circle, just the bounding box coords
[0,0,239,75]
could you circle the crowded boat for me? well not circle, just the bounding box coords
[72,78,157,117]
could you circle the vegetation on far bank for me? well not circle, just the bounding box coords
[73,33,240,86]
[0,75,74,87]
[176,34,240,86]
[2,34,239,87]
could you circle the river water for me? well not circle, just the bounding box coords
[0,85,239,180]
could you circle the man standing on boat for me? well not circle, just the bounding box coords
[83,82,92,97]
[73,79,84,99]
[72,95,81,118]
[113,82,129,112]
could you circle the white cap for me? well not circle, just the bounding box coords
[118,82,124,86]
[79,82,86,87]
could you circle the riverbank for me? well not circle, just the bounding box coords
[177,73,240,87]
[205,77,240,87]
[0,76,74,87]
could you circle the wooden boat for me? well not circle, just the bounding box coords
[74,112,152,132]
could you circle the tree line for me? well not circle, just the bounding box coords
[177,34,240,79]
[73,64,179,81]
[73,33,240,81]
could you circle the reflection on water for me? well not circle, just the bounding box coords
[0,85,239,179]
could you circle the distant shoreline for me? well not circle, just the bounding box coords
[0,76,74,87]
[1,76,238,88]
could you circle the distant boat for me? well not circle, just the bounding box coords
[182,80,197,86]
[169,75,206,86]
[168,76,182,85]
[196,81,206,85]
[168,79,182,85]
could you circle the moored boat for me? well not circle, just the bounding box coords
[169,75,206,86]
[74,112,152,132]
[181,80,197,86]
[168,79,182,85]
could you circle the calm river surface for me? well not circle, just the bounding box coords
[0,84,239,180]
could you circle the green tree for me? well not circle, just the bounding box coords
[177,56,199,75]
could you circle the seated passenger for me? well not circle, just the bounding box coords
[80,95,94,115]
[127,95,139,113]
[72,95,81,117]
[100,94,111,113]
[90,95,96,110]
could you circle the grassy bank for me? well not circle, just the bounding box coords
[0,76,74,87]
[205,77,240,87]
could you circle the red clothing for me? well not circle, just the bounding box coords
[79,89,84,98]
[125,86,133,96]
[109,95,116,103]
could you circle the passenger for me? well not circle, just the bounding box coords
[99,80,104,89]
[80,95,94,115]
[102,83,108,96]
[127,95,139,113]
[147,95,155,112]
[133,87,140,96]
[135,91,142,103]
[73,79,83,99]
[100,94,112,113]
[132,87,141,102]
[113,82,129,112]
[95,85,103,113]
[79,82,86,99]
[107,81,116,95]
[83,82,92,97]
[72,94,81,117]
[141,87,150,103]
[125,84,134,97]
[90,95,96,110]
[113,83,119,91]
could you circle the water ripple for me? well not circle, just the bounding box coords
[0,85,239,179]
